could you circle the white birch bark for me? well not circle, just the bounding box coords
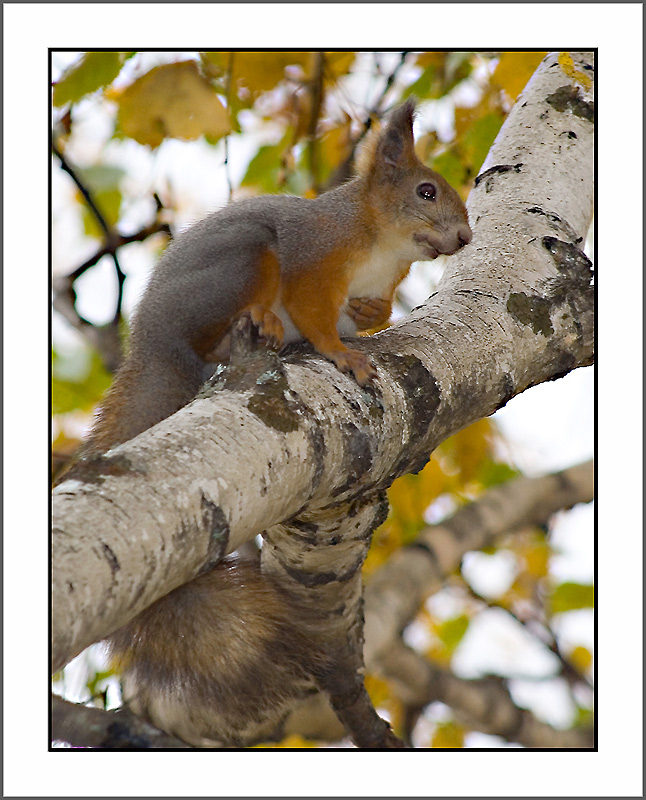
[52,51,594,675]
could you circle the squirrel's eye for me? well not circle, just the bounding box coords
[416,182,437,201]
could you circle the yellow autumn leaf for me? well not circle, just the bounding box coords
[414,51,447,71]
[441,418,493,484]
[501,576,533,606]
[319,119,354,174]
[323,51,356,80]
[364,674,391,707]
[365,675,404,737]
[275,734,317,748]
[569,645,593,673]
[523,539,551,579]
[116,61,231,148]
[432,721,465,748]
[255,734,317,748]
[510,529,551,579]
[492,51,548,101]
[232,51,310,94]
[387,457,447,536]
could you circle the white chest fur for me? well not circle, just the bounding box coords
[346,231,417,298]
[275,231,418,344]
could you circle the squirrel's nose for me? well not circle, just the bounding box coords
[457,225,472,248]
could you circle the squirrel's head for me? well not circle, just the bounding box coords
[356,99,472,259]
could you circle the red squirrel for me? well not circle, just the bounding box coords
[87,99,471,454]
[89,100,472,747]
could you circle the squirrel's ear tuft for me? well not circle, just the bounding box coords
[354,100,418,177]
[390,97,417,130]
[376,99,417,169]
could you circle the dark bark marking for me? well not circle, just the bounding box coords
[507,292,554,337]
[57,451,140,485]
[102,541,121,575]
[546,86,594,122]
[497,372,516,410]
[200,496,230,570]
[474,163,523,192]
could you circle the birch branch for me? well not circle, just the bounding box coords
[363,459,594,665]
[378,642,593,748]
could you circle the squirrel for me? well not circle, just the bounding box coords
[81,99,472,747]
[85,98,471,454]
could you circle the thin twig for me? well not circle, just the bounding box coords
[306,51,326,194]
[369,51,412,116]
[462,581,594,691]
[52,143,114,243]
[68,220,172,282]
[222,52,236,201]
[52,143,127,322]
[323,52,412,191]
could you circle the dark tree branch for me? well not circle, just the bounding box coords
[305,51,326,193]
[52,143,126,321]
[370,51,412,116]
[52,143,115,244]
[51,694,189,749]
[52,143,172,335]
[52,141,172,371]
[67,219,172,283]
[324,51,412,190]
[377,642,594,748]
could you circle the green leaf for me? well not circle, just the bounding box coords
[549,582,594,614]
[461,112,505,174]
[430,149,468,190]
[573,704,594,728]
[76,165,125,234]
[241,143,283,189]
[403,62,441,100]
[478,460,520,489]
[436,614,470,651]
[403,52,473,101]
[52,347,112,415]
[53,52,135,106]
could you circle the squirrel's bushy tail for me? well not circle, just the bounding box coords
[106,558,328,747]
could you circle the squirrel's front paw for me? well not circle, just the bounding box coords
[347,297,392,331]
[332,349,377,386]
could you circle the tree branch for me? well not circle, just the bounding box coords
[363,459,594,665]
[51,694,189,749]
[274,459,594,745]
[52,143,172,370]
[52,143,127,319]
[377,642,593,748]
[52,218,172,373]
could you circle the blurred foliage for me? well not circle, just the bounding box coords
[254,734,318,749]
[431,720,466,749]
[549,581,594,615]
[51,51,592,749]
[52,346,111,416]
[115,61,231,148]
[75,164,126,236]
[52,52,136,106]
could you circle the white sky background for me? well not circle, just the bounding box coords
[4,3,643,797]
